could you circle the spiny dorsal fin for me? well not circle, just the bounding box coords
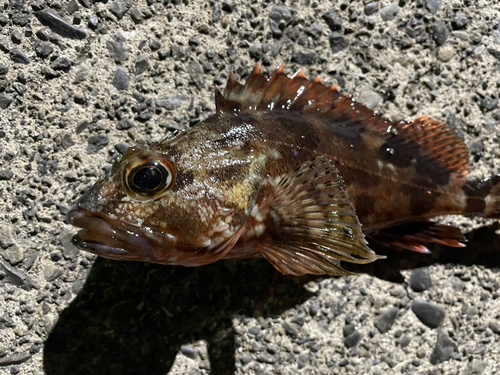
[216,63,470,179]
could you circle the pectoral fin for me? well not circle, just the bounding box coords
[259,157,384,276]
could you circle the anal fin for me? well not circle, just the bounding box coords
[258,157,383,276]
[369,221,466,254]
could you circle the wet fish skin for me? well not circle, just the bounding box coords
[67,63,500,276]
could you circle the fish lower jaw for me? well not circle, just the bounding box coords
[66,208,161,261]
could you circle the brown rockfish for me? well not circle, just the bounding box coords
[67,63,500,276]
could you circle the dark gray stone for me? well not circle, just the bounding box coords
[0,352,31,366]
[365,2,379,16]
[35,41,54,58]
[106,40,129,63]
[430,329,458,364]
[411,300,446,328]
[282,322,299,339]
[179,344,198,359]
[433,21,448,45]
[452,12,469,30]
[114,143,129,155]
[0,64,8,75]
[0,260,38,291]
[344,330,361,348]
[323,9,342,31]
[110,0,132,20]
[112,69,130,91]
[297,351,310,369]
[0,94,13,110]
[426,0,442,14]
[249,326,261,335]
[130,8,145,24]
[135,57,149,75]
[10,48,30,64]
[149,39,161,51]
[329,32,349,54]
[155,95,189,110]
[11,30,22,44]
[380,3,398,21]
[86,134,110,154]
[51,57,73,72]
[187,61,204,90]
[292,50,318,65]
[35,10,86,40]
[116,118,133,130]
[305,22,323,39]
[410,267,433,292]
[488,321,500,335]
[374,307,399,333]
[268,5,293,37]
[66,0,80,14]
[343,323,355,337]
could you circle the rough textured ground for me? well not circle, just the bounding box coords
[0,0,499,374]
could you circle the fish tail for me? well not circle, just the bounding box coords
[463,176,500,218]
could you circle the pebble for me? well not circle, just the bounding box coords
[86,134,110,154]
[268,5,293,37]
[291,50,318,65]
[187,61,204,90]
[380,3,398,21]
[130,8,145,24]
[51,58,73,72]
[179,344,198,360]
[110,0,132,20]
[0,169,14,180]
[323,9,342,31]
[155,95,189,110]
[344,330,361,347]
[0,94,13,110]
[430,329,457,364]
[364,2,379,16]
[248,326,261,335]
[488,321,500,335]
[411,300,445,328]
[374,307,399,333]
[0,259,38,290]
[112,69,130,91]
[135,57,149,75]
[282,322,299,339]
[437,45,454,62]
[0,64,8,75]
[297,351,310,369]
[358,88,381,110]
[114,143,130,155]
[67,0,80,14]
[11,30,22,44]
[35,41,54,58]
[452,30,470,42]
[425,0,442,14]
[410,267,433,292]
[305,22,323,39]
[106,40,129,63]
[34,10,86,40]
[10,48,30,64]
[42,264,63,282]
[493,30,500,45]
[116,118,133,130]
[0,352,31,366]
[452,12,469,30]
[433,21,448,45]
[1,243,24,265]
[329,32,349,54]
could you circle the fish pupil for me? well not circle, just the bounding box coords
[133,166,164,191]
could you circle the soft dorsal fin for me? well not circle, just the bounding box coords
[215,63,470,179]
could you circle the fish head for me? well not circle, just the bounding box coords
[67,130,266,266]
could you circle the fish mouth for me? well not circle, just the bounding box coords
[67,208,170,261]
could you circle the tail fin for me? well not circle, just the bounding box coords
[463,176,500,218]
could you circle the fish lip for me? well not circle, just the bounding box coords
[66,207,158,260]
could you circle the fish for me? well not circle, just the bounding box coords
[67,62,500,276]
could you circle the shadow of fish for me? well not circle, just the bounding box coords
[67,63,500,276]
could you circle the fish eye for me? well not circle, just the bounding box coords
[125,159,176,199]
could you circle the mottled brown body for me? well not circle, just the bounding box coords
[67,63,500,276]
